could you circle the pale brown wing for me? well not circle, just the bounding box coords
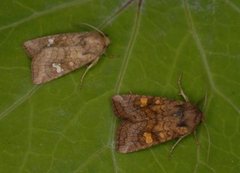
[23,33,86,58]
[31,46,97,84]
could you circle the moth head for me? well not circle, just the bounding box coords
[176,102,203,132]
[102,34,110,47]
[79,23,110,47]
[81,32,110,53]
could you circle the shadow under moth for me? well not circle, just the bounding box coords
[24,31,110,84]
[112,79,203,153]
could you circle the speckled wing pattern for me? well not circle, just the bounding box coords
[24,32,110,84]
[112,95,203,153]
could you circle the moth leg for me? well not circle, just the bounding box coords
[178,73,189,102]
[80,57,100,86]
[193,130,200,145]
[128,90,133,94]
[169,134,188,157]
[201,91,208,113]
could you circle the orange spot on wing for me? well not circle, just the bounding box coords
[143,132,153,144]
[140,97,148,107]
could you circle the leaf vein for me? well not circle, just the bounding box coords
[0,0,90,32]
[183,0,240,114]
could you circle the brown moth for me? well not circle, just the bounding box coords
[23,32,110,84]
[112,79,203,153]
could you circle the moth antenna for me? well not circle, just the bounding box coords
[80,23,107,38]
[178,73,189,102]
[202,91,208,112]
[193,130,200,145]
[79,57,100,87]
[168,134,188,158]
[196,91,207,121]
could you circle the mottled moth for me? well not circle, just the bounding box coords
[112,78,203,153]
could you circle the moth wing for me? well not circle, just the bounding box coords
[23,32,107,58]
[31,46,93,84]
[112,95,153,121]
[116,118,192,153]
[23,34,60,58]
[116,120,160,153]
[112,95,185,122]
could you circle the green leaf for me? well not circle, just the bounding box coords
[0,0,239,172]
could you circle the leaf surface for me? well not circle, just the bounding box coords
[0,0,239,172]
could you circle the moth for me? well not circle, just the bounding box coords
[23,31,110,84]
[112,78,203,153]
